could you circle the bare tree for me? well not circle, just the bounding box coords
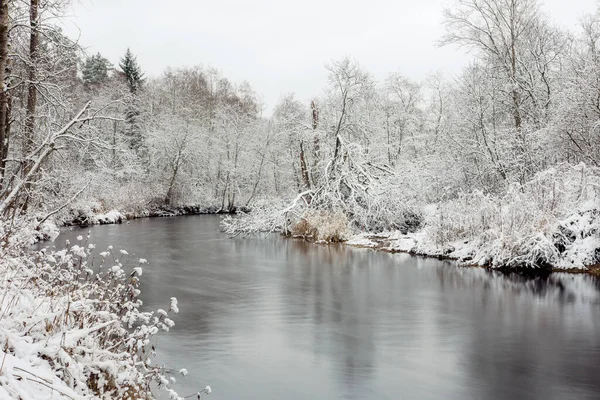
[325,57,375,174]
[441,0,541,131]
[382,72,422,166]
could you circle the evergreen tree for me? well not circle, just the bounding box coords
[124,94,144,152]
[119,48,144,93]
[82,52,111,85]
[118,49,145,156]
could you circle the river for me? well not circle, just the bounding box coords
[45,215,600,400]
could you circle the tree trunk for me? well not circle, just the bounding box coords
[165,149,182,206]
[245,148,268,207]
[221,171,230,211]
[288,146,301,190]
[330,90,347,174]
[2,86,11,185]
[299,141,311,189]
[165,168,179,206]
[0,0,10,188]
[24,0,39,160]
[385,112,392,166]
[112,119,117,165]
[310,100,319,186]
[19,0,39,211]
[509,1,522,131]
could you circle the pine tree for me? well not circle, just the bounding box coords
[82,52,111,85]
[124,94,144,152]
[118,49,145,156]
[119,48,144,93]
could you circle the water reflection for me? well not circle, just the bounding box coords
[45,216,600,400]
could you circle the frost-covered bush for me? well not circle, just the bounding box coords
[60,171,219,226]
[0,234,202,399]
[555,208,600,269]
[0,218,60,251]
[291,210,350,242]
[63,201,126,226]
[222,196,290,235]
[364,178,423,233]
[423,164,600,270]
[223,155,424,239]
[71,172,165,219]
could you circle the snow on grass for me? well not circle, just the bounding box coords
[0,348,80,399]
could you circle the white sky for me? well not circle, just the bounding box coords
[64,0,597,115]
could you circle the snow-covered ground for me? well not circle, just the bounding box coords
[0,348,80,399]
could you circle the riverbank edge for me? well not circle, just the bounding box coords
[343,233,600,277]
[57,211,598,277]
[34,204,248,243]
[60,204,249,228]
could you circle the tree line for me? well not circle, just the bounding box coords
[0,0,599,241]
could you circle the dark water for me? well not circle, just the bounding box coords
[45,215,600,400]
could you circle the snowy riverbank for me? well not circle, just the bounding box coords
[346,204,600,274]
[61,204,247,228]
[224,164,600,275]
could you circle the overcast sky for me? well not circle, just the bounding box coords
[64,0,597,115]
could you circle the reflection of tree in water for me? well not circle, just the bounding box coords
[320,264,375,397]
[435,265,600,304]
[138,218,264,340]
[433,265,600,400]
[277,240,443,398]
[274,239,380,397]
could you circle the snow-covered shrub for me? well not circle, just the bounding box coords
[223,152,424,239]
[63,200,126,226]
[365,178,423,233]
[291,210,350,242]
[554,208,600,269]
[422,163,600,270]
[72,171,165,219]
[0,235,203,399]
[0,218,61,251]
[222,196,290,236]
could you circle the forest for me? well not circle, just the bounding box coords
[0,0,597,272]
[0,0,599,398]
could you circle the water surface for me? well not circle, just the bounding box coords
[48,215,600,399]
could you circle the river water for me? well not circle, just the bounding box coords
[45,215,600,400]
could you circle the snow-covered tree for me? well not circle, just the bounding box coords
[119,48,144,93]
[82,52,112,85]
